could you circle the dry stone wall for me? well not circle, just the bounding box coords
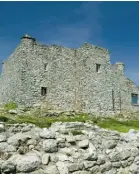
[0,122,139,174]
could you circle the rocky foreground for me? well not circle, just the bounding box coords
[0,122,139,174]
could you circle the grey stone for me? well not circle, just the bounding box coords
[78,140,89,149]
[43,165,59,174]
[90,165,100,173]
[130,147,139,157]
[97,154,106,165]
[112,162,121,168]
[8,109,17,114]
[0,133,7,142]
[56,161,69,174]
[117,167,130,174]
[100,161,112,173]
[43,139,58,152]
[121,160,128,168]
[66,135,75,144]
[16,152,41,172]
[40,128,56,139]
[56,153,73,162]
[109,151,121,162]
[30,169,45,174]
[106,168,117,174]
[103,140,117,149]
[7,132,31,146]
[0,120,139,174]
[120,149,131,160]
[129,163,139,174]
[83,161,96,169]
[0,142,16,152]
[42,154,50,165]
[68,163,84,172]
[1,161,16,174]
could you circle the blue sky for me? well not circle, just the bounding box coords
[0,1,139,85]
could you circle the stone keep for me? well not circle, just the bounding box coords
[0,34,139,114]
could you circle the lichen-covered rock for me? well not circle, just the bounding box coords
[43,165,59,174]
[42,154,50,165]
[1,161,16,174]
[56,161,69,174]
[40,128,56,139]
[0,142,16,152]
[16,152,41,172]
[7,132,31,146]
[78,140,89,149]
[0,133,7,142]
[68,162,84,172]
[43,139,58,152]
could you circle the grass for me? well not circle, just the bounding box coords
[0,113,90,128]
[3,102,17,111]
[70,130,83,135]
[97,118,139,133]
[1,111,139,133]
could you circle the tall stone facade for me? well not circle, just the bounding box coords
[0,34,139,114]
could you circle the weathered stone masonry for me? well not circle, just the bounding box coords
[0,122,139,173]
[0,34,139,113]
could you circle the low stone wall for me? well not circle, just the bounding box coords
[0,122,139,174]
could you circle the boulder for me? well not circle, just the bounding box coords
[78,140,89,149]
[16,152,41,172]
[1,161,16,174]
[43,139,58,152]
[42,154,50,165]
[40,128,56,139]
[8,109,17,114]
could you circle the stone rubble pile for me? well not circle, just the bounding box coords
[0,122,139,174]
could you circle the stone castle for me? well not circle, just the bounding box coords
[0,34,139,114]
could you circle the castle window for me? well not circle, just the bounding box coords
[41,87,47,96]
[131,93,138,104]
[44,63,48,71]
[96,64,101,72]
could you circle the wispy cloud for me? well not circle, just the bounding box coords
[40,2,103,48]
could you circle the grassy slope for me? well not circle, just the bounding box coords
[1,112,139,133]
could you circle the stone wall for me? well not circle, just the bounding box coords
[0,34,139,113]
[0,122,139,174]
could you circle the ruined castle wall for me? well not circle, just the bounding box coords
[75,44,114,114]
[18,41,76,110]
[0,36,139,113]
[20,41,116,113]
[0,43,26,105]
[110,65,139,113]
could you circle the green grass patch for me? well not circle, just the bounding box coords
[97,118,139,133]
[4,102,17,111]
[0,113,91,128]
[71,130,83,135]
[0,116,9,122]
[1,112,139,133]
